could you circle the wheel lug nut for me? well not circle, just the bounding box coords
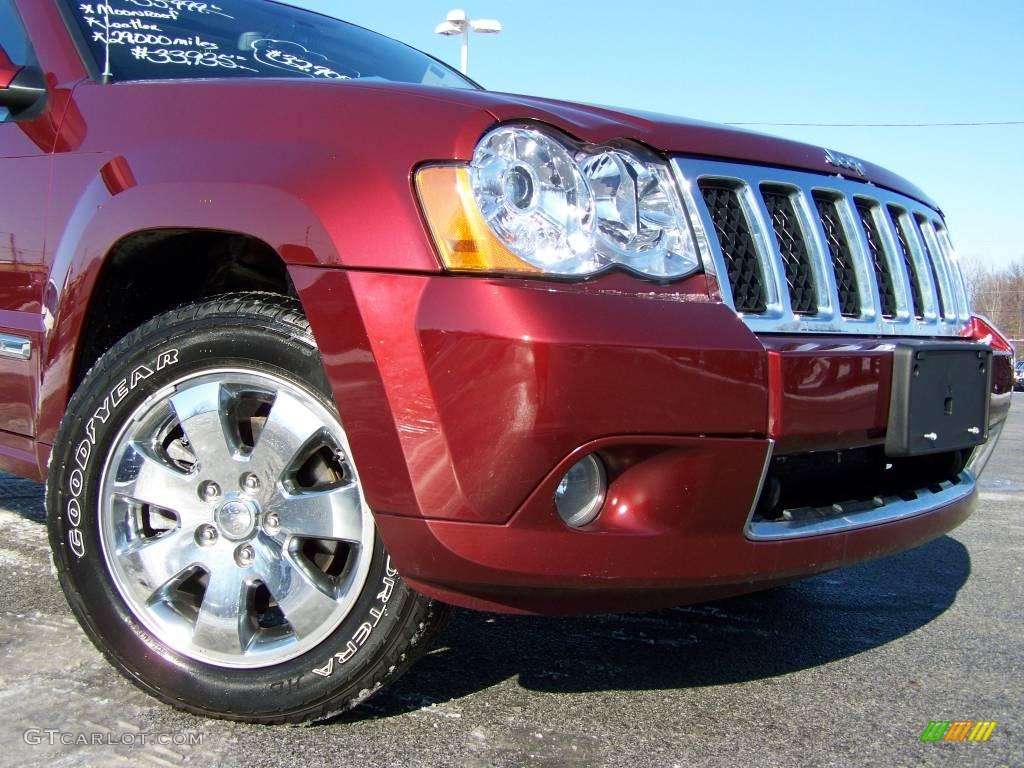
[234,544,256,567]
[196,524,218,546]
[200,481,221,502]
[264,512,281,532]
[242,473,260,494]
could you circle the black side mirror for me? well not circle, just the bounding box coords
[0,45,47,118]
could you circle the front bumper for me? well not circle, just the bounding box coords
[292,266,1011,614]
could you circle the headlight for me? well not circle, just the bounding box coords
[416,124,702,280]
[471,127,595,274]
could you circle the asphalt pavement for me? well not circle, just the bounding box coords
[1,396,1021,767]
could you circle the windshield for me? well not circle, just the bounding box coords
[62,1,476,89]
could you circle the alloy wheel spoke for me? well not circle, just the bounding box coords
[268,484,364,543]
[256,553,342,640]
[118,527,202,599]
[247,390,326,483]
[170,382,236,476]
[112,443,199,522]
[192,562,251,656]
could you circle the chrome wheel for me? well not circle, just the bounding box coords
[98,369,374,668]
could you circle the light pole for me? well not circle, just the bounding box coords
[434,9,502,77]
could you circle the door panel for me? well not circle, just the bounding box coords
[0,142,48,437]
[0,0,48,437]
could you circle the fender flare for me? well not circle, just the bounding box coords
[37,172,338,445]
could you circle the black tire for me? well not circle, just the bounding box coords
[46,293,449,723]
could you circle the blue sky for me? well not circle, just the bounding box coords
[292,1,1024,269]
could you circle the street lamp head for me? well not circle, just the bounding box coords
[470,19,502,34]
[435,9,501,75]
[434,20,464,36]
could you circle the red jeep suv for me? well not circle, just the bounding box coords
[0,0,1012,723]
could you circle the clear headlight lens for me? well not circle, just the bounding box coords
[416,124,702,280]
[580,149,696,278]
[471,127,596,275]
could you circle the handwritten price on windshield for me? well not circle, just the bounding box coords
[261,49,349,80]
[130,46,256,71]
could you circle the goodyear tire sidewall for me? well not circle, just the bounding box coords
[47,306,415,717]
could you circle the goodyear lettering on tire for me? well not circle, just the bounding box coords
[65,349,180,558]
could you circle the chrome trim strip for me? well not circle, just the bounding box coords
[746,439,775,524]
[933,225,972,324]
[833,190,881,323]
[0,334,31,360]
[671,157,969,337]
[742,185,788,314]
[916,218,957,322]
[746,470,977,541]
[891,206,941,321]
[676,172,719,291]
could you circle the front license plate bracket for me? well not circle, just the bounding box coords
[885,342,991,458]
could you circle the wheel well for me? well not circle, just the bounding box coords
[72,229,294,389]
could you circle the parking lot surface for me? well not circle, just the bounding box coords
[1,396,1021,767]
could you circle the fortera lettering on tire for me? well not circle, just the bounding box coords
[313,558,399,678]
[65,349,179,558]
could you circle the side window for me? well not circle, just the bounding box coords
[0,0,37,123]
[0,0,37,122]
[0,0,35,65]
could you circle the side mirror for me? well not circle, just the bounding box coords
[0,45,46,118]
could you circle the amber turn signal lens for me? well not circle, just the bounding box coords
[415,165,540,275]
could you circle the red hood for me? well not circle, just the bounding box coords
[339,81,936,210]
[139,78,938,210]
[474,91,938,210]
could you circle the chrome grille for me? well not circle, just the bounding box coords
[673,158,971,336]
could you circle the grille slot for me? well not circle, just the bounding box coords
[933,226,965,320]
[699,183,767,313]
[762,187,817,315]
[888,206,925,319]
[813,194,861,317]
[914,214,948,319]
[675,157,970,336]
[855,200,897,318]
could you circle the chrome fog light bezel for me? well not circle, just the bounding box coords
[554,454,607,528]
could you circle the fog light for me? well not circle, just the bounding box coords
[554,454,607,528]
